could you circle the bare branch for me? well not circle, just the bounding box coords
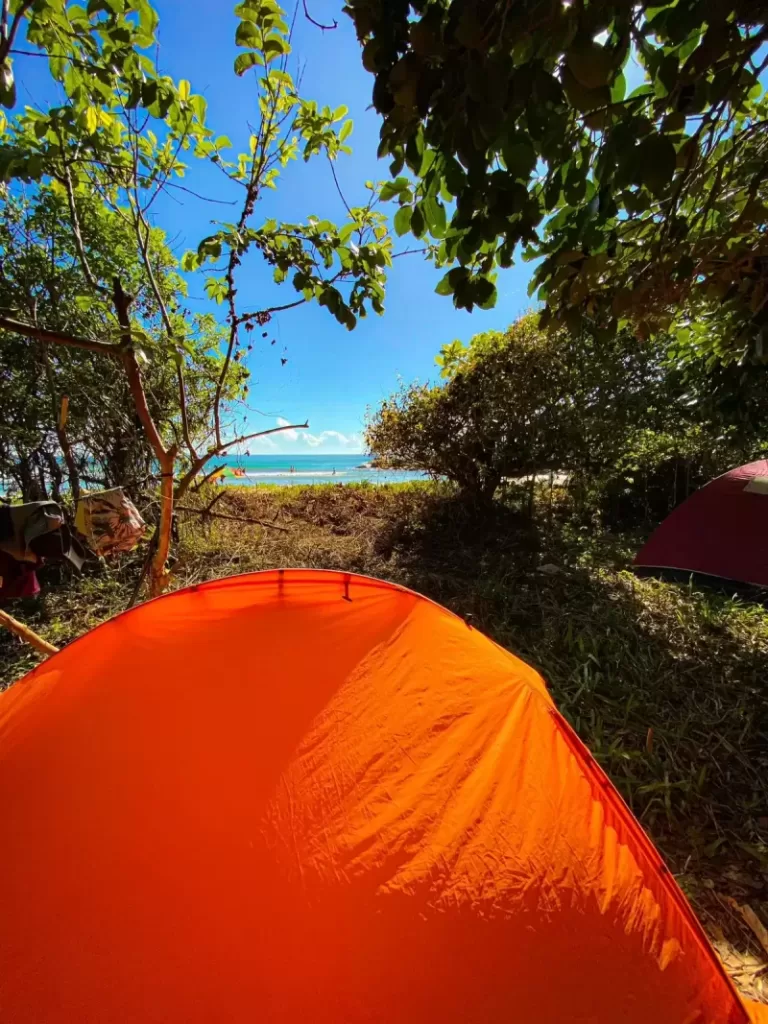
[0,314,119,356]
[190,463,226,492]
[235,297,306,324]
[174,421,309,498]
[302,0,337,31]
[163,181,238,205]
[59,160,108,294]
[393,247,429,258]
[176,363,198,461]
[1,1,33,64]
[41,343,81,502]
[328,155,353,220]
[175,504,289,532]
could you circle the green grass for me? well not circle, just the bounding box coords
[2,481,767,998]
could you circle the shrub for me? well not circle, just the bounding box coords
[366,316,768,515]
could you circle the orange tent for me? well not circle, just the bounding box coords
[0,569,765,1023]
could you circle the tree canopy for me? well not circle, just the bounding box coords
[0,0,394,593]
[365,316,768,507]
[345,0,768,359]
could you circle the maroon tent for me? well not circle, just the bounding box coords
[634,459,768,589]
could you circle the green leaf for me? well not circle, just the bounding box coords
[393,204,412,237]
[410,204,426,239]
[661,111,685,133]
[502,137,536,181]
[474,276,497,310]
[205,277,228,304]
[83,106,99,135]
[0,64,16,109]
[656,53,679,98]
[435,266,469,296]
[610,72,626,104]
[263,36,289,59]
[339,119,353,143]
[380,176,409,202]
[422,197,446,238]
[234,51,263,76]
[197,236,222,262]
[566,39,615,90]
[635,134,677,197]
[235,21,260,47]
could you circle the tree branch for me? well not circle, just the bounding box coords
[163,181,238,205]
[60,160,108,294]
[328,154,353,219]
[235,297,306,324]
[190,463,225,492]
[176,363,198,461]
[302,0,337,30]
[129,204,198,463]
[113,277,176,597]
[175,504,289,532]
[113,279,169,462]
[0,0,33,64]
[174,421,308,498]
[41,343,81,502]
[0,315,119,356]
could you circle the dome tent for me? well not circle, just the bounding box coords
[0,569,765,1024]
[635,459,768,590]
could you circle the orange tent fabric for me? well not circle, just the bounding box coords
[0,569,764,1023]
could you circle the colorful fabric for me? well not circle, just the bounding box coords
[0,501,84,571]
[0,501,65,563]
[0,569,763,1023]
[75,488,146,556]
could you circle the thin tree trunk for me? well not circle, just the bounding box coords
[41,343,81,503]
[113,278,175,597]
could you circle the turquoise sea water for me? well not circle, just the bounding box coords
[220,453,427,487]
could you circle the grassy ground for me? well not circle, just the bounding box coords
[2,481,767,1000]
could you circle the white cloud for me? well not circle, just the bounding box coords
[276,416,300,441]
[229,434,278,454]
[301,429,361,450]
[274,419,362,451]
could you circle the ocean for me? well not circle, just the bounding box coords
[219,453,427,487]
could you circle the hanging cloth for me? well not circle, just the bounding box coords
[0,550,40,601]
[0,501,85,571]
[75,489,146,556]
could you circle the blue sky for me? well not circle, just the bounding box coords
[15,0,537,453]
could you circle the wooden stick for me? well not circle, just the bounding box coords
[0,608,58,656]
[740,904,768,959]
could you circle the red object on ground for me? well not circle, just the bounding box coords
[0,550,40,601]
[634,459,768,588]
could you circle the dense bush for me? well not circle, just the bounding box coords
[366,316,768,512]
